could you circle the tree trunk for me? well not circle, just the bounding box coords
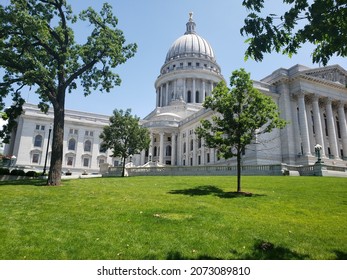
[47,92,65,186]
[121,156,126,177]
[236,149,242,193]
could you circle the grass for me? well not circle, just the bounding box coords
[0,176,346,260]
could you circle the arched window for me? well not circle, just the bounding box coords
[68,138,76,151]
[166,145,172,156]
[195,91,199,103]
[154,146,157,156]
[183,142,186,153]
[187,91,192,103]
[190,139,194,151]
[34,135,43,147]
[84,140,92,152]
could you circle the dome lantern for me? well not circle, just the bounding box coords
[185,12,196,34]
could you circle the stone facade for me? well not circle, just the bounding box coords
[3,15,347,174]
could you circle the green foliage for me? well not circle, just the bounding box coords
[10,169,26,176]
[196,69,287,191]
[100,109,150,176]
[0,176,346,259]
[0,168,10,175]
[25,170,39,177]
[0,0,137,185]
[241,0,347,65]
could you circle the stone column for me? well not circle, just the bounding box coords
[277,82,296,164]
[312,95,326,157]
[149,133,154,161]
[210,148,215,163]
[201,138,205,165]
[173,80,177,102]
[192,133,196,166]
[338,102,347,159]
[159,132,164,164]
[202,80,206,102]
[156,88,159,107]
[325,98,339,158]
[165,83,169,106]
[192,78,196,103]
[171,132,176,165]
[183,78,186,102]
[140,149,146,165]
[297,92,311,155]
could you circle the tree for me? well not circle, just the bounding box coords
[196,69,287,193]
[0,0,137,185]
[99,109,150,177]
[241,0,347,66]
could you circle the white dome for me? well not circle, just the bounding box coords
[165,13,216,63]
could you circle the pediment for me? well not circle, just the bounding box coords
[303,65,347,86]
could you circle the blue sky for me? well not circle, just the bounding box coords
[2,0,346,119]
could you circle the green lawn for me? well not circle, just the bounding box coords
[0,176,346,260]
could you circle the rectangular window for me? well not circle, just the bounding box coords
[207,153,210,163]
[41,125,45,130]
[67,157,74,166]
[69,129,78,135]
[32,154,39,163]
[83,158,89,167]
[36,125,40,130]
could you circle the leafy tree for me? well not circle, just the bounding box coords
[196,69,287,192]
[241,0,347,65]
[0,0,137,185]
[100,109,150,177]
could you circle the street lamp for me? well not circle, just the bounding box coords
[10,155,16,167]
[315,144,323,164]
[42,124,52,176]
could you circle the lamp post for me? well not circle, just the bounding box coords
[10,155,16,167]
[42,124,52,176]
[315,144,323,164]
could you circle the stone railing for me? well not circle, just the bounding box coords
[102,163,347,178]
[104,164,284,177]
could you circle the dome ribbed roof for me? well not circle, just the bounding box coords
[165,13,215,63]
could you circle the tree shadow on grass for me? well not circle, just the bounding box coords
[166,251,222,260]
[164,240,310,260]
[0,179,46,187]
[333,250,347,260]
[168,185,266,199]
[236,240,311,260]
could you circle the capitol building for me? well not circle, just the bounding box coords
[3,14,347,174]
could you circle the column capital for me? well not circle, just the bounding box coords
[337,101,346,109]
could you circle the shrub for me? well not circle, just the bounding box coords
[26,171,39,177]
[10,169,26,176]
[0,168,10,175]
